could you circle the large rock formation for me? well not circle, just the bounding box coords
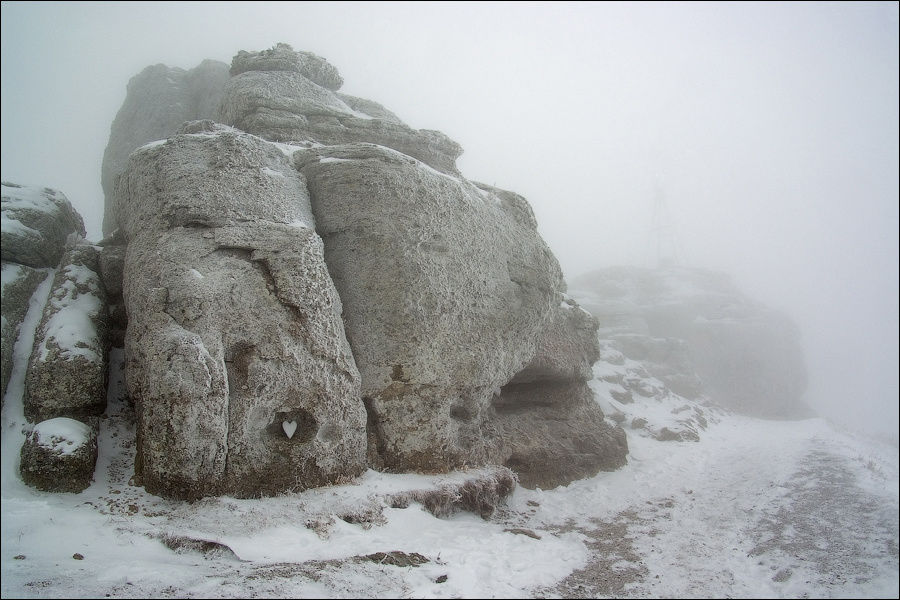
[19,417,99,493]
[102,43,626,499]
[571,266,810,419]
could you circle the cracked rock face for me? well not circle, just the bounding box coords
[116,126,366,500]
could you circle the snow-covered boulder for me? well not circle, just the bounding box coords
[218,44,462,176]
[19,417,98,493]
[571,266,810,419]
[24,244,109,423]
[100,59,230,236]
[116,124,366,500]
[1,262,48,400]
[1,182,86,268]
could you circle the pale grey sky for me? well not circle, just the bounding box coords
[2,1,898,440]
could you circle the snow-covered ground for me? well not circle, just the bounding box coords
[2,288,897,598]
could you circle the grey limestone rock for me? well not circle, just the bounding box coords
[20,417,99,493]
[24,244,109,423]
[1,262,49,399]
[1,182,86,268]
[484,298,627,489]
[100,60,230,236]
[116,127,366,499]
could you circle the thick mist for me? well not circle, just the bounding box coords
[2,2,897,441]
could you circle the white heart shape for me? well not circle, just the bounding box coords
[282,420,298,439]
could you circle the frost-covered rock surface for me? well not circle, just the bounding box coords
[24,244,108,423]
[100,59,230,235]
[571,266,811,419]
[1,262,48,399]
[1,182,85,268]
[115,123,366,499]
[19,417,98,493]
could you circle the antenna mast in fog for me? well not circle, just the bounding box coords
[651,182,684,268]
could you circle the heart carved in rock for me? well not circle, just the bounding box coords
[282,420,298,439]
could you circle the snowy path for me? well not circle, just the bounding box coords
[527,419,900,598]
[2,386,897,599]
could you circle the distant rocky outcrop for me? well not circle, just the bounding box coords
[571,266,810,420]
[100,43,626,499]
[100,59,230,236]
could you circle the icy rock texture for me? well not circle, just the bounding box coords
[19,417,98,493]
[218,44,462,176]
[24,244,109,423]
[101,60,231,235]
[571,266,810,419]
[230,43,344,90]
[1,262,47,399]
[115,124,366,500]
[1,182,86,268]
[104,43,627,498]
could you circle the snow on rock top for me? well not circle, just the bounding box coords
[31,417,91,455]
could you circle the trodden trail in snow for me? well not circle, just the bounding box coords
[2,357,897,599]
[520,417,899,599]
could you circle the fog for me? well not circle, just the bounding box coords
[2,2,897,442]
